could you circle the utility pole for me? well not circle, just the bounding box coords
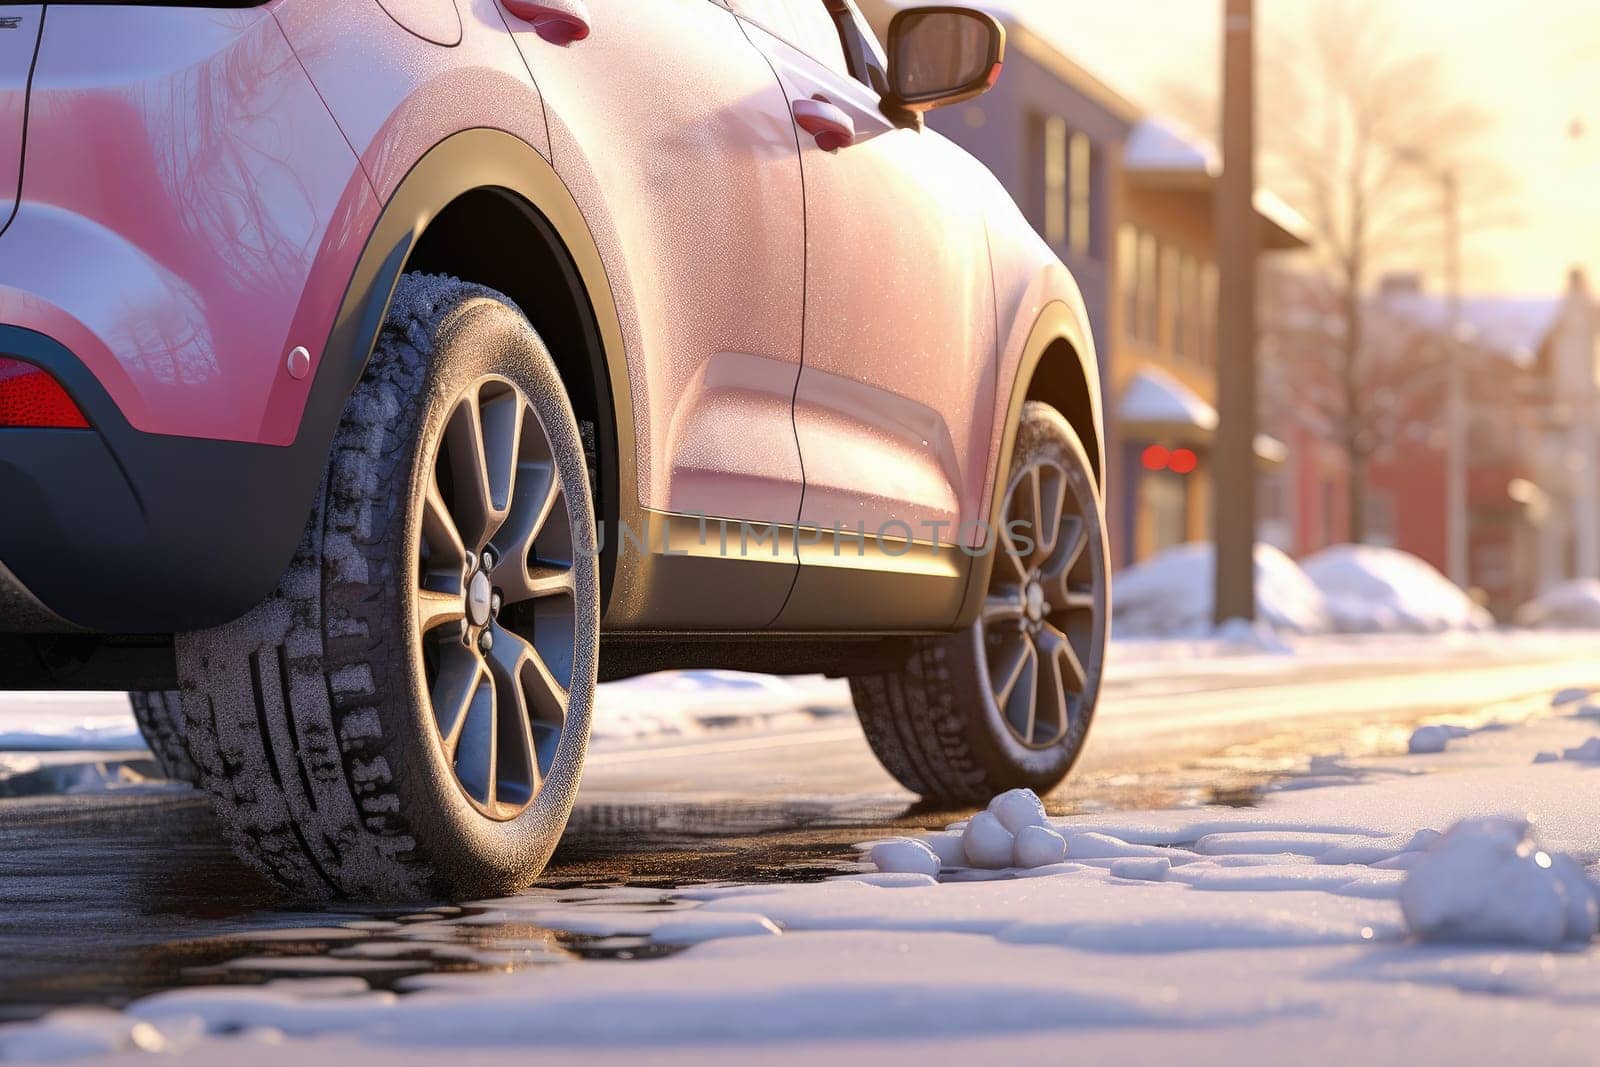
[1214,0,1258,624]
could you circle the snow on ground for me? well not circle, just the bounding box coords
[1303,545,1493,633]
[1518,578,1600,629]
[0,693,142,751]
[1115,542,1493,638]
[587,671,849,744]
[7,689,1600,1064]
[0,673,851,768]
[7,633,1600,799]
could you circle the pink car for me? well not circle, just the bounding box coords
[0,1,1107,899]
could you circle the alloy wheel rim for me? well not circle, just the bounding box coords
[415,377,577,820]
[980,459,1098,749]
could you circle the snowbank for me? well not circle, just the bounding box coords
[1113,542,1330,637]
[1517,579,1600,629]
[1302,545,1492,633]
[1114,543,1493,638]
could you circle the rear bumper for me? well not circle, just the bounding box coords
[0,326,316,633]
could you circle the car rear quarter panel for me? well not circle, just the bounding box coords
[0,6,41,238]
[271,0,548,201]
[0,6,376,445]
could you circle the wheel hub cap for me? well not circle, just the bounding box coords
[977,458,1103,750]
[1024,580,1045,625]
[466,570,493,628]
[414,376,579,820]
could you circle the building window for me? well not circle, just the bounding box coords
[1118,225,1139,341]
[1200,263,1219,365]
[1138,469,1188,557]
[1161,247,1181,355]
[1138,233,1159,344]
[1178,255,1199,359]
[1068,132,1092,255]
[1040,120,1094,256]
[1043,117,1067,247]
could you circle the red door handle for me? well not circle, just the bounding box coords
[503,0,591,45]
[793,98,856,152]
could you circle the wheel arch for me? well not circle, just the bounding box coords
[1023,336,1103,492]
[313,129,635,607]
[954,301,1106,629]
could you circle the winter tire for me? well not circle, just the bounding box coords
[128,690,201,785]
[850,401,1109,803]
[174,274,601,900]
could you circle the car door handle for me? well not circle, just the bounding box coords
[793,98,856,152]
[502,0,591,46]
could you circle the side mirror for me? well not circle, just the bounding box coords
[886,6,1006,115]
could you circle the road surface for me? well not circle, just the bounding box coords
[0,638,1595,1021]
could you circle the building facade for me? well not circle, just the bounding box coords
[859,0,1305,567]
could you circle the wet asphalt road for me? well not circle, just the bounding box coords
[2,645,1598,1022]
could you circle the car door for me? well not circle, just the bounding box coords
[729,0,1000,628]
[498,0,808,627]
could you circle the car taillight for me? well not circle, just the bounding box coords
[0,357,90,428]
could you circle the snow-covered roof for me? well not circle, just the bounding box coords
[1124,119,1220,175]
[1381,291,1562,365]
[1121,367,1219,431]
[1119,367,1288,465]
[1124,120,1312,249]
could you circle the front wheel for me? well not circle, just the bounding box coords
[175,275,601,901]
[850,401,1109,803]
[128,691,200,785]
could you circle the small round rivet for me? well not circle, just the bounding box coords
[286,346,312,380]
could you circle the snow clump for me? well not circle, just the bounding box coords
[867,838,942,877]
[988,788,1049,834]
[1013,824,1069,868]
[1400,816,1598,946]
[871,789,1068,875]
[1408,723,1471,754]
[961,811,1016,869]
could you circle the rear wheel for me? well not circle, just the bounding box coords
[850,402,1108,803]
[175,275,600,900]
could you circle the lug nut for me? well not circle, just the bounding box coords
[490,592,503,617]
[481,550,495,572]
[478,628,494,653]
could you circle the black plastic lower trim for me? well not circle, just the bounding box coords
[0,326,341,632]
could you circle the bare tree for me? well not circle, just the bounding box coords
[1167,0,1513,541]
